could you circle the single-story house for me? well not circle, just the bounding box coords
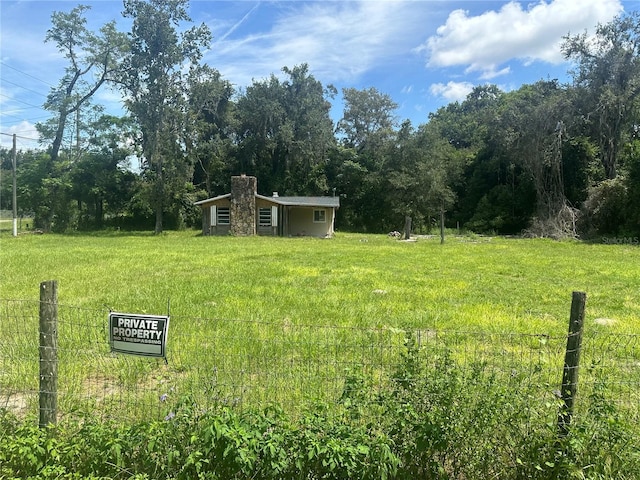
[194,175,339,237]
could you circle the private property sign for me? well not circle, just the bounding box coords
[109,312,169,358]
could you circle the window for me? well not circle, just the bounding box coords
[217,207,230,225]
[259,207,271,227]
[313,209,326,223]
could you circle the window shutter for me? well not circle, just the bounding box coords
[210,205,217,226]
[272,206,278,227]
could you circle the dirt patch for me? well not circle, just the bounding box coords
[594,317,616,326]
[1,392,32,416]
[82,375,120,398]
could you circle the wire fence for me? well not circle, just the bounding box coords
[1,294,639,428]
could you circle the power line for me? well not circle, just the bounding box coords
[0,112,52,123]
[0,78,49,98]
[8,128,40,136]
[0,61,56,88]
[1,112,38,122]
[0,93,45,110]
[0,132,40,141]
[2,127,40,136]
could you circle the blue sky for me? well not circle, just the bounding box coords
[1,0,637,149]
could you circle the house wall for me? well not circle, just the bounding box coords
[201,199,231,236]
[256,198,278,236]
[287,207,334,237]
[198,175,337,237]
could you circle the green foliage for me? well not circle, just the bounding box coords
[562,11,640,180]
[337,87,398,152]
[621,139,640,235]
[235,64,336,197]
[8,5,639,235]
[580,177,628,236]
[2,335,638,479]
[120,0,211,234]
[39,4,128,163]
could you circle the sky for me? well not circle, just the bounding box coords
[1,0,638,149]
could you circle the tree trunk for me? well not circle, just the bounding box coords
[154,156,164,234]
[96,198,104,228]
[50,112,68,163]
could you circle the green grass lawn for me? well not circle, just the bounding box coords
[0,230,638,333]
[0,215,32,233]
[1,230,639,419]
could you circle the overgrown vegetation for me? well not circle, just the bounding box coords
[1,4,640,238]
[1,336,638,479]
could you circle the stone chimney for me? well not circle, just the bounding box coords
[230,175,257,236]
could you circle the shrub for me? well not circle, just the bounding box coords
[1,341,639,479]
[579,178,628,237]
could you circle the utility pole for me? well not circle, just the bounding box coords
[12,134,17,237]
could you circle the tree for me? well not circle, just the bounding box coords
[336,87,398,152]
[30,4,128,231]
[383,120,464,233]
[425,85,534,234]
[120,0,211,233]
[235,74,286,193]
[235,64,336,195]
[39,5,128,163]
[278,65,336,194]
[323,87,399,232]
[69,115,139,229]
[17,150,75,232]
[186,64,236,197]
[563,12,640,179]
[324,146,369,230]
[501,82,570,218]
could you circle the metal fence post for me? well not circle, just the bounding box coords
[557,290,586,437]
[39,280,58,428]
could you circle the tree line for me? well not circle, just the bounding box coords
[1,0,639,238]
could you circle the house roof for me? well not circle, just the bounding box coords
[195,193,339,208]
[256,194,340,208]
[194,194,230,206]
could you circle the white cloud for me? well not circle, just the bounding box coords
[1,121,41,149]
[422,0,624,78]
[479,66,511,81]
[429,81,475,102]
[206,1,428,87]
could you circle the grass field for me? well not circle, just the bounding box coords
[0,229,638,333]
[1,230,640,419]
[2,229,640,480]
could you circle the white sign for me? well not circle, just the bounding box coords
[109,312,169,358]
